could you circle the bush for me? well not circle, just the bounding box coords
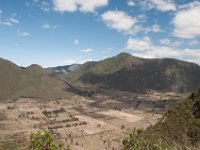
[123,88,200,150]
[30,131,62,150]
[123,128,175,150]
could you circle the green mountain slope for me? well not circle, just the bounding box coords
[66,53,200,93]
[123,88,200,149]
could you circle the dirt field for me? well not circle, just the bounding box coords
[0,92,177,150]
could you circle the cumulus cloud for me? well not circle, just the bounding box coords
[100,10,163,36]
[127,37,151,51]
[127,36,200,64]
[52,0,108,13]
[140,0,176,12]
[101,10,136,34]
[17,29,30,36]
[81,48,93,52]
[173,1,200,39]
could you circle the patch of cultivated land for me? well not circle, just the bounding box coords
[0,93,179,150]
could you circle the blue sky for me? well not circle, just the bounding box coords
[0,0,200,67]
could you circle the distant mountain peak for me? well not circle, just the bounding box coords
[117,52,132,57]
[27,64,43,69]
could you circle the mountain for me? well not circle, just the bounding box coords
[66,52,200,93]
[123,88,200,149]
[46,64,81,75]
[0,58,74,101]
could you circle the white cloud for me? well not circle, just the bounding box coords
[17,29,30,36]
[59,57,93,65]
[26,0,51,12]
[40,1,51,12]
[52,0,108,13]
[140,0,176,12]
[152,0,176,11]
[9,18,19,24]
[129,23,164,34]
[188,39,199,46]
[173,2,200,39]
[0,9,2,16]
[151,24,163,32]
[127,36,200,64]
[53,0,77,12]
[74,39,79,45]
[137,14,147,22]
[101,10,136,34]
[145,24,164,33]
[160,38,183,47]
[0,17,19,26]
[170,41,183,47]
[127,0,135,7]
[127,37,151,51]
[81,48,93,52]
[41,23,58,29]
[160,38,170,45]
[78,0,108,12]
[101,11,164,35]
[129,25,146,35]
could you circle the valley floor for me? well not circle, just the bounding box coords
[0,92,179,150]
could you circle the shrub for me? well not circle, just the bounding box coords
[30,131,62,150]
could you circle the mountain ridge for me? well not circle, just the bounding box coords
[0,58,74,101]
[66,52,200,93]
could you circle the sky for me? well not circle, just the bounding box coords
[0,0,200,67]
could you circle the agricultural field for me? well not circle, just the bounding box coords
[0,92,178,150]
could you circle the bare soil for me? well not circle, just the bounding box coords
[0,92,180,150]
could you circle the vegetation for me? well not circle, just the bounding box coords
[30,131,63,150]
[123,88,200,150]
[66,53,200,93]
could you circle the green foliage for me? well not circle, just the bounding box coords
[30,131,62,150]
[123,128,174,150]
[123,89,200,150]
